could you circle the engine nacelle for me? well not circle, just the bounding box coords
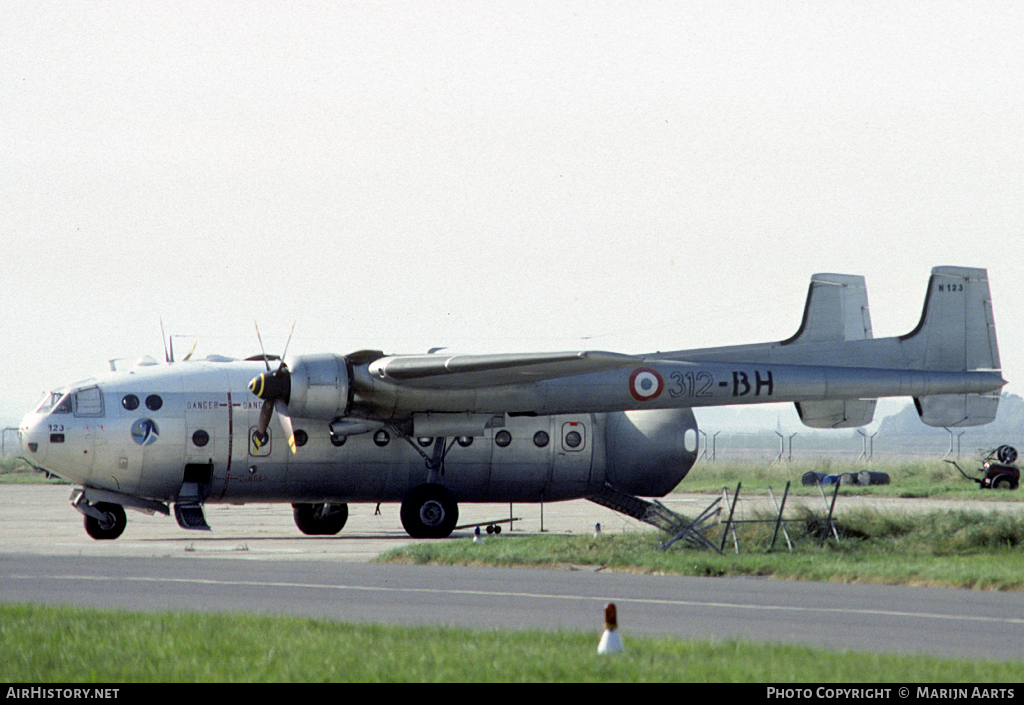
[604,408,699,496]
[284,354,351,419]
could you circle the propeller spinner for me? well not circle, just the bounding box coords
[249,322,298,454]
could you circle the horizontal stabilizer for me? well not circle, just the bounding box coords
[795,399,877,428]
[914,393,1000,427]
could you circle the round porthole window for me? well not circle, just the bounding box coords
[533,431,549,448]
[145,395,163,411]
[494,430,512,448]
[330,434,346,447]
[457,436,473,448]
[373,430,390,447]
[122,395,139,411]
[417,437,434,448]
[565,431,582,449]
[294,430,308,447]
[192,430,210,447]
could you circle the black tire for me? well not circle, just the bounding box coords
[292,503,349,535]
[997,445,1018,464]
[84,502,126,540]
[991,475,1016,491]
[400,484,458,539]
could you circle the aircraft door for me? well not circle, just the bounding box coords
[550,416,593,500]
[183,389,231,501]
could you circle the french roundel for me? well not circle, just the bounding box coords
[628,367,664,402]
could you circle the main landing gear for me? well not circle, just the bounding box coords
[400,483,459,539]
[390,428,461,539]
[292,502,349,535]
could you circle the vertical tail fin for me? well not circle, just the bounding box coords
[901,266,1000,372]
[782,273,873,345]
[903,267,1002,426]
[787,274,877,427]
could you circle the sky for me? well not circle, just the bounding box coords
[2,1,1022,431]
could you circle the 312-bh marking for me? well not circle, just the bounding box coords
[731,370,774,397]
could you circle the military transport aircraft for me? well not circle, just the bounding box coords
[19,266,1005,540]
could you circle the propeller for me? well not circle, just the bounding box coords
[248,322,297,454]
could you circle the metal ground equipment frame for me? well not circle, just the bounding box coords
[947,444,1020,490]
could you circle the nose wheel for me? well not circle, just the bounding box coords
[83,502,127,540]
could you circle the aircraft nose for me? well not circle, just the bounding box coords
[19,413,47,460]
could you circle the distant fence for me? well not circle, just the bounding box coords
[2,427,20,457]
[698,430,1024,463]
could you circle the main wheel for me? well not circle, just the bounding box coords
[292,503,349,535]
[400,484,458,539]
[991,475,1016,490]
[84,502,127,540]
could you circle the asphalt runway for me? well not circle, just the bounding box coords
[2,485,1022,661]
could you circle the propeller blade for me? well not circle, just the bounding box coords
[249,322,299,453]
[278,320,296,372]
[254,321,271,371]
[252,399,273,453]
[276,399,296,454]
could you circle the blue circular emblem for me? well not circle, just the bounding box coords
[131,418,160,446]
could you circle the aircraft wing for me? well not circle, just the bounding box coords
[367,350,641,388]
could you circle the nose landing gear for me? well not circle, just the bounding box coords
[82,502,127,540]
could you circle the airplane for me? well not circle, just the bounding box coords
[18,266,1005,541]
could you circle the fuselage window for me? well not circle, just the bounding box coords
[562,422,586,451]
[145,395,163,411]
[373,430,390,447]
[122,395,140,411]
[294,430,308,448]
[533,431,549,448]
[495,430,512,448]
[192,430,210,447]
[74,387,104,417]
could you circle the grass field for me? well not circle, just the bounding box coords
[1,603,1019,683]
[0,456,65,484]
[381,505,1024,590]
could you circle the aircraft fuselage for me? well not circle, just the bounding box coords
[19,358,699,511]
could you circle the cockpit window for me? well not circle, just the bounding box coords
[35,391,72,414]
[74,386,104,417]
